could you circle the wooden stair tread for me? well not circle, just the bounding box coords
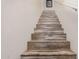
[21,50,76,56]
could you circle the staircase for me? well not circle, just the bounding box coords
[21,10,76,59]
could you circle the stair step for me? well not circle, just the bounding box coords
[27,41,70,51]
[41,12,57,16]
[38,21,59,23]
[36,27,62,30]
[43,10,56,14]
[36,23,61,26]
[34,29,63,33]
[32,32,66,40]
[39,18,58,20]
[34,27,64,31]
[32,38,66,40]
[38,22,60,24]
[21,55,76,59]
[42,13,56,15]
[35,24,62,29]
[21,51,76,59]
[40,15,57,18]
[22,50,76,56]
[41,14,57,16]
[32,34,66,40]
[38,20,59,23]
[40,14,58,17]
[28,40,68,42]
[34,32,65,35]
[39,19,59,22]
[36,24,61,28]
[32,32,65,36]
[34,30,64,33]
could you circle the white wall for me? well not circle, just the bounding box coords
[54,3,78,54]
[1,0,42,59]
[54,0,78,9]
[64,0,78,9]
